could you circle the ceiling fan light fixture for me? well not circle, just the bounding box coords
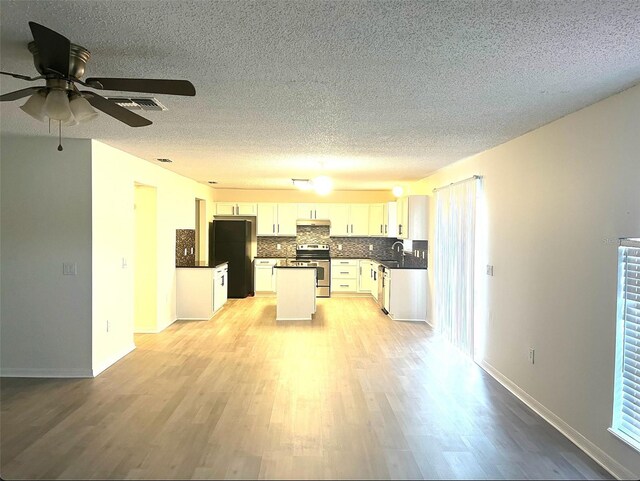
[43,89,72,121]
[69,94,98,123]
[19,90,47,122]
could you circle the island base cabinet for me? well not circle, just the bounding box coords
[275,267,316,321]
[387,269,427,322]
[213,264,228,313]
[176,268,215,320]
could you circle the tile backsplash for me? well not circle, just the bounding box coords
[257,225,427,267]
[175,229,196,266]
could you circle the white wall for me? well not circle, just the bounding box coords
[1,136,93,377]
[91,141,216,373]
[410,83,640,478]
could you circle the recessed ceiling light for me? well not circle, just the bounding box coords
[156,158,173,163]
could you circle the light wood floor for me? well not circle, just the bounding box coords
[1,297,611,480]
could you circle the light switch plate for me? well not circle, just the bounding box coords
[277,244,281,250]
[486,265,494,276]
[63,262,77,276]
[338,244,343,250]
[369,244,373,251]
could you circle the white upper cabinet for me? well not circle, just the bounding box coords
[216,202,257,216]
[397,195,429,240]
[329,204,350,236]
[349,204,369,236]
[370,202,397,237]
[257,203,298,236]
[330,204,369,237]
[385,201,398,238]
[257,203,278,235]
[215,202,236,216]
[297,203,330,220]
[276,203,298,236]
[369,203,385,236]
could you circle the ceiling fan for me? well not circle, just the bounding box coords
[0,22,196,149]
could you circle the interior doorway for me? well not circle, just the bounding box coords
[195,198,207,263]
[134,184,158,333]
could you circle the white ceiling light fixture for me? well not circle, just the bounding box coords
[313,176,333,196]
[392,186,404,197]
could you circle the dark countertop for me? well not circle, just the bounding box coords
[255,256,427,269]
[274,259,316,268]
[176,261,228,269]
[273,265,317,269]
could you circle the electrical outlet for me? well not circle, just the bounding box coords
[486,265,494,276]
[277,243,281,250]
[338,244,342,250]
[369,244,373,251]
[529,348,535,364]
[122,257,128,268]
[422,251,425,259]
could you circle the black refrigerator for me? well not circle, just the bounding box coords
[209,220,253,298]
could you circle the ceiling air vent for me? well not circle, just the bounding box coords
[104,97,168,111]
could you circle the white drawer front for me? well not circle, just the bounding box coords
[331,259,358,267]
[332,265,358,278]
[255,258,280,266]
[332,279,358,292]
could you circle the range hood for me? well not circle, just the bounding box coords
[296,219,331,227]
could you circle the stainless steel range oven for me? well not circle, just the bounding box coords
[294,244,330,297]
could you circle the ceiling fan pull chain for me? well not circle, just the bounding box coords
[57,120,63,151]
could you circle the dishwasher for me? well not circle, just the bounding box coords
[378,264,390,315]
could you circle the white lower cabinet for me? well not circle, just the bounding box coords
[177,264,228,320]
[370,261,380,302]
[358,260,371,293]
[331,259,359,293]
[255,258,280,292]
[213,263,228,313]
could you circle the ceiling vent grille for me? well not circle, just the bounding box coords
[104,97,168,111]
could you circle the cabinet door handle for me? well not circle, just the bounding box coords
[385,224,388,234]
[340,271,349,274]
[359,266,362,275]
[399,224,402,235]
[273,223,275,233]
[277,224,280,233]
[380,225,383,234]
[351,224,353,233]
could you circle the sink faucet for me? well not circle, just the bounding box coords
[391,241,405,254]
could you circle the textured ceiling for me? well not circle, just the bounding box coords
[1,0,639,190]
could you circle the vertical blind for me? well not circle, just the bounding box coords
[613,238,640,447]
[433,177,480,356]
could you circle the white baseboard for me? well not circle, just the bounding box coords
[92,343,136,377]
[0,367,93,378]
[478,359,635,480]
[388,314,427,322]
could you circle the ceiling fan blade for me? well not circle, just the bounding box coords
[81,91,152,127]
[28,22,71,76]
[0,87,44,101]
[85,78,196,96]
[0,71,42,81]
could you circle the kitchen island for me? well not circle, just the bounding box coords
[274,263,316,321]
[176,262,228,320]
